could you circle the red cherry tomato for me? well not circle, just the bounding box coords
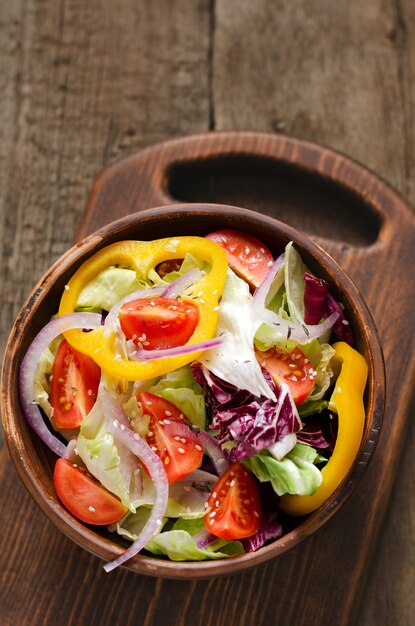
[138,392,204,483]
[119,298,199,350]
[204,462,261,539]
[205,230,273,288]
[50,339,101,429]
[54,458,127,525]
[256,346,315,406]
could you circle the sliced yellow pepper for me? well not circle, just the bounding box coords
[58,237,228,380]
[280,341,368,516]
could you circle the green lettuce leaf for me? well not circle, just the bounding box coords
[301,340,335,401]
[33,337,62,420]
[199,269,275,400]
[244,444,324,496]
[149,366,206,429]
[111,511,244,560]
[284,241,308,324]
[76,397,140,511]
[146,518,244,561]
[76,267,142,312]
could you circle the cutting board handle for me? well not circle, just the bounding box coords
[81,132,413,274]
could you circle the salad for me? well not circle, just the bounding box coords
[20,230,368,572]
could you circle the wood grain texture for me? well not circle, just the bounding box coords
[0,1,415,626]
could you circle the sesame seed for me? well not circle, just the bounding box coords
[209,511,217,518]
[245,247,250,254]
[260,247,265,253]
[179,414,184,420]
[174,436,181,441]
[178,448,185,454]
[253,511,260,517]
[215,500,220,507]
[212,290,218,295]
[213,306,219,311]
[212,491,217,499]
[342,319,349,326]
[267,260,273,267]
[197,291,203,297]
[87,389,93,396]
[120,424,125,431]
[150,301,156,307]
[164,456,170,465]
[133,433,140,440]
[199,299,205,304]
[230,479,235,487]
[88,506,96,512]
[147,430,153,437]
[180,438,186,444]
[72,463,77,468]
[112,420,119,428]
[151,446,157,451]
[165,410,172,416]
[64,285,70,291]
[156,519,162,526]
[147,401,152,405]
[209,519,214,525]
[164,418,171,425]
[195,444,202,451]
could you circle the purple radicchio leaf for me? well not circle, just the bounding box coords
[243,482,283,552]
[297,411,338,452]
[324,294,355,345]
[303,271,354,344]
[192,363,302,461]
[303,272,329,325]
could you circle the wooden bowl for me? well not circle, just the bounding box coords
[0,203,385,579]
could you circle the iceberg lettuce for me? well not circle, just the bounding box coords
[199,269,275,400]
[244,444,325,496]
[76,267,142,312]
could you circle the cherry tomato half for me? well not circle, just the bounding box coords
[256,346,315,406]
[50,339,101,429]
[139,392,204,483]
[54,458,127,525]
[204,462,261,539]
[205,230,273,288]
[119,298,199,350]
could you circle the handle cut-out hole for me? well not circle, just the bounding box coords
[166,155,381,246]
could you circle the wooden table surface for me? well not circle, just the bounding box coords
[1,2,414,625]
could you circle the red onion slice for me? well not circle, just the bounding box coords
[99,387,168,573]
[19,313,102,458]
[162,418,230,477]
[104,268,202,337]
[253,253,285,308]
[193,529,218,550]
[131,337,224,361]
[161,267,202,299]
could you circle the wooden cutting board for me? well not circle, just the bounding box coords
[2,131,414,626]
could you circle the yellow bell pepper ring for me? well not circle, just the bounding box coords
[280,341,368,516]
[58,237,228,380]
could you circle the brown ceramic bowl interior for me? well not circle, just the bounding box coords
[1,204,385,579]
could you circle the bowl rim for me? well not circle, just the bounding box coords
[0,203,385,579]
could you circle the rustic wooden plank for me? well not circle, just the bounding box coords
[212,3,415,626]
